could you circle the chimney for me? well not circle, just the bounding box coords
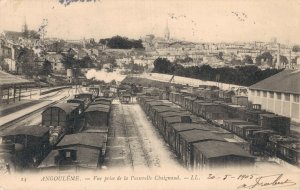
[276,43,281,69]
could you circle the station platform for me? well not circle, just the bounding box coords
[0,100,53,127]
[0,100,44,117]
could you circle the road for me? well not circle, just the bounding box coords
[103,98,184,172]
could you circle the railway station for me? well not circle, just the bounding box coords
[1,71,300,175]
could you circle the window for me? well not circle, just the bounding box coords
[263,91,267,97]
[294,95,300,102]
[276,92,282,100]
[257,91,260,96]
[284,93,290,101]
[66,151,71,158]
[269,92,274,98]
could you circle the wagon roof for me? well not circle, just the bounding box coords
[38,147,101,169]
[193,141,254,158]
[235,124,260,129]
[85,105,110,112]
[57,133,106,148]
[0,125,49,137]
[67,98,85,103]
[94,97,113,102]
[91,101,111,105]
[48,103,79,114]
[161,111,190,118]
[179,130,225,143]
[224,119,250,124]
[171,123,211,132]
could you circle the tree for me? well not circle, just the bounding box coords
[292,45,300,52]
[274,55,289,66]
[242,55,253,64]
[40,59,52,76]
[256,52,273,66]
[16,47,36,76]
[153,58,173,73]
[79,56,94,68]
[61,53,78,69]
[99,36,144,49]
[216,52,224,60]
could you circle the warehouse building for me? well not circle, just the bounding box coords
[248,70,300,122]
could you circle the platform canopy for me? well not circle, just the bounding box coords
[0,70,34,88]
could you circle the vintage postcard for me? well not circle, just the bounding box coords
[0,0,300,189]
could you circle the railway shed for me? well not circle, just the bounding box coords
[0,70,34,104]
[193,141,255,169]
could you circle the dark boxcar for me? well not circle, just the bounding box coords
[259,114,290,135]
[278,142,300,166]
[193,141,254,169]
[249,129,277,155]
[75,93,94,103]
[169,123,212,152]
[0,125,50,168]
[178,130,226,169]
[84,104,111,128]
[223,119,250,133]
[38,133,106,171]
[67,99,85,113]
[234,124,261,139]
[42,103,80,128]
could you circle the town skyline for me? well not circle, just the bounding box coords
[1,0,300,44]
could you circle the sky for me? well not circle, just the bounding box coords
[0,0,300,44]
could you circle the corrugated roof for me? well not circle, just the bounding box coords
[1,125,49,137]
[193,141,254,158]
[56,133,106,148]
[179,130,225,143]
[249,70,300,94]
[0,71,34,88]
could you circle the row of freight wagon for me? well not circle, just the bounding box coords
[137,95,255,170]
[168,91,300,167]
[0,92,114,172]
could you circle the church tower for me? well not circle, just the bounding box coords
[22,17,28,33]
[164,21,170,41]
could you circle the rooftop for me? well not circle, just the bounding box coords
[0,71,34,88]
[249,70,300,94]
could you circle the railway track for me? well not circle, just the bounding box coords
[0,88,72,131]
[120,101,152,169]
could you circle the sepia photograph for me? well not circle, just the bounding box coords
[0,0,300,189]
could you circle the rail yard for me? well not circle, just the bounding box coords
[0,77,300,174]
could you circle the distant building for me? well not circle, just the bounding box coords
[249,70,300,122]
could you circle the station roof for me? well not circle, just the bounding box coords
[193,141,254,159]
[0,125,49,137]
[0,70,34,88]
[249,70,300,95]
